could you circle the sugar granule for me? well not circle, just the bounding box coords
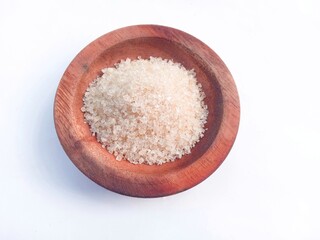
[82,57,208,165]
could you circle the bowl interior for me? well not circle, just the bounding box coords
[73,37,223,175]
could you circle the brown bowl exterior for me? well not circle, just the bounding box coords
[54,25,240,197]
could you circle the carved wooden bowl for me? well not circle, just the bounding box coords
[54,25,240,197]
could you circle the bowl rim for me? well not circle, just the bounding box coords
[54,24,240,197]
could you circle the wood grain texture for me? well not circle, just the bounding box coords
[54,25,240,197]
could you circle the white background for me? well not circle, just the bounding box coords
[1,0,320,239]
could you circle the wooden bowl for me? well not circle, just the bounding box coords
[54,25,240,197]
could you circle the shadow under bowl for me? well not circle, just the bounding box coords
[54,25,240,197]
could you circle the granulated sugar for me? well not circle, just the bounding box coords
[82,57,208,165]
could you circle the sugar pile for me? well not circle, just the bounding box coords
[82,57,208,165]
